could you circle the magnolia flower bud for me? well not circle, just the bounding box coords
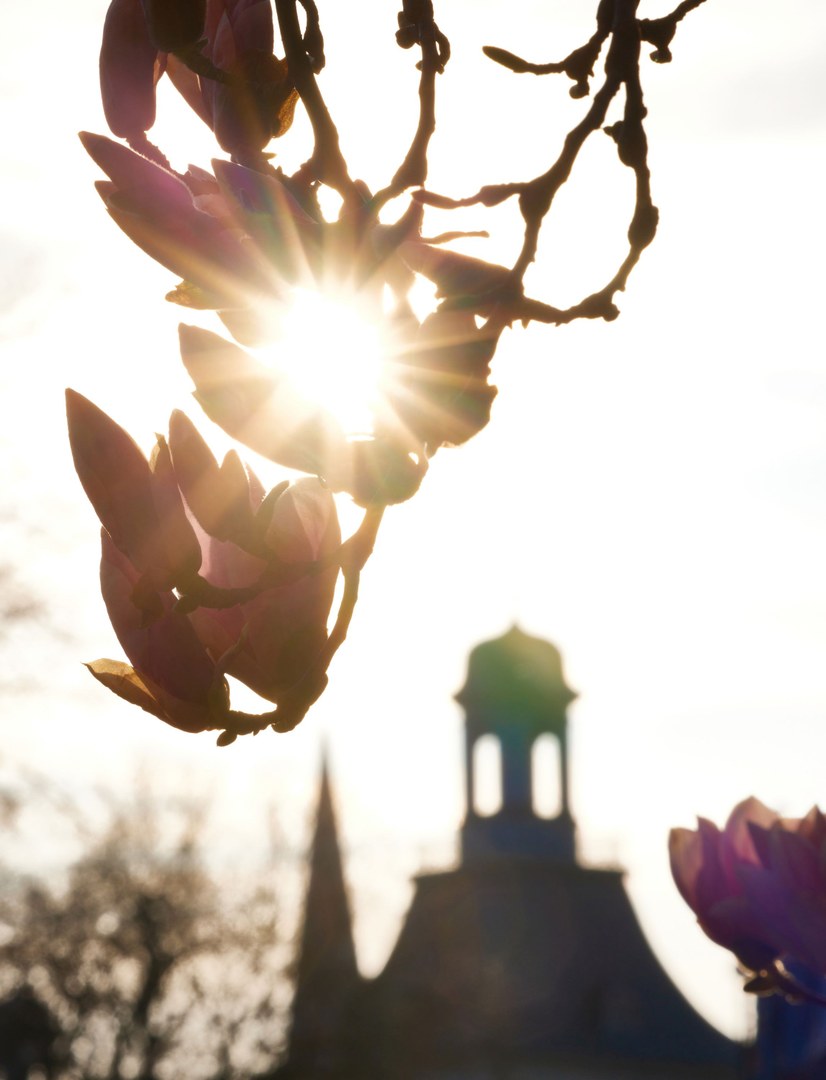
[670,798,826,986]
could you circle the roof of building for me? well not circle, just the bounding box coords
[368,858,741,1073]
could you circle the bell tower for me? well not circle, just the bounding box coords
[456,625,577,863]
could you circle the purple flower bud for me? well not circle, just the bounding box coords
[80,132,274,305]
[201,0,298,156]
[75,401,345,732]
[100,0,161,142]
[671,797,826,981]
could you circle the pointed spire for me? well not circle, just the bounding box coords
[285,752,360,1073]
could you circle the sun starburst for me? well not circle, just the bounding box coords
[257,288,387,436]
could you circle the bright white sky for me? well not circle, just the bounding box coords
[2,0,826,1044]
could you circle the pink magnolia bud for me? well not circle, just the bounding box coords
[80,132,273,307]
[201,0,298,156]
[76,400,345,728]
[670,797,826,981]
[100,0,162,143]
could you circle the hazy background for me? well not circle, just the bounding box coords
[2,0,825,1042]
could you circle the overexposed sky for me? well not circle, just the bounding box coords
[2,0,826,1043]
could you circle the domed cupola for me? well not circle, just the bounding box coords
[455,625,577,862]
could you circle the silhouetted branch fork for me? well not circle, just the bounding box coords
[411,0,662,328]
[515,292,621,326]
[414,184,521,209]
[274,0,356,200]
[373,1,451,209]
[501,1,657,312]
[512,71,620,280]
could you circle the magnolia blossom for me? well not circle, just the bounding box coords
[86,0,515,512]
[80,130,285,312]
[176,314,499,506]
[670,797,826,994]
[67,390,341,740]
[80,129,502,503]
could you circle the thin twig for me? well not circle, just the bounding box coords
[373,1,450,210]
[274,0,357,201]
[639,0,709,63]
[413,0,706,326]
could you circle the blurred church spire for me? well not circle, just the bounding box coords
[282,752,361,1076]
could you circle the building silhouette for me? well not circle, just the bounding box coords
[275,627,745,1079]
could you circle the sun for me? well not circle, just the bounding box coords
[257,287,387,437]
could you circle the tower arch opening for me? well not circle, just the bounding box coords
[472,734,503,816]
[531,733,562,819]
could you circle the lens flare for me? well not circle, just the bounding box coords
[258,288,386,436]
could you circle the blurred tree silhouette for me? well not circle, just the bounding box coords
[0,790,283,1079]
[0,566,41,634]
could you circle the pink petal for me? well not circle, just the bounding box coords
[766,824,820,894]
[693,818,732,912]
[148,435,202,580]
[720,797,778,888]
[388,308,499,450]
[669,827,704,910]
[99,0,159,141]
[264,478,340,564]
[104,202,266,303]
[178,324,346,475]
[67,390,161,575]
[211,159,317,226]
[100,532,218,710]
[211,158,318,281]
[80,131,194,218]
[168,409,258,545]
